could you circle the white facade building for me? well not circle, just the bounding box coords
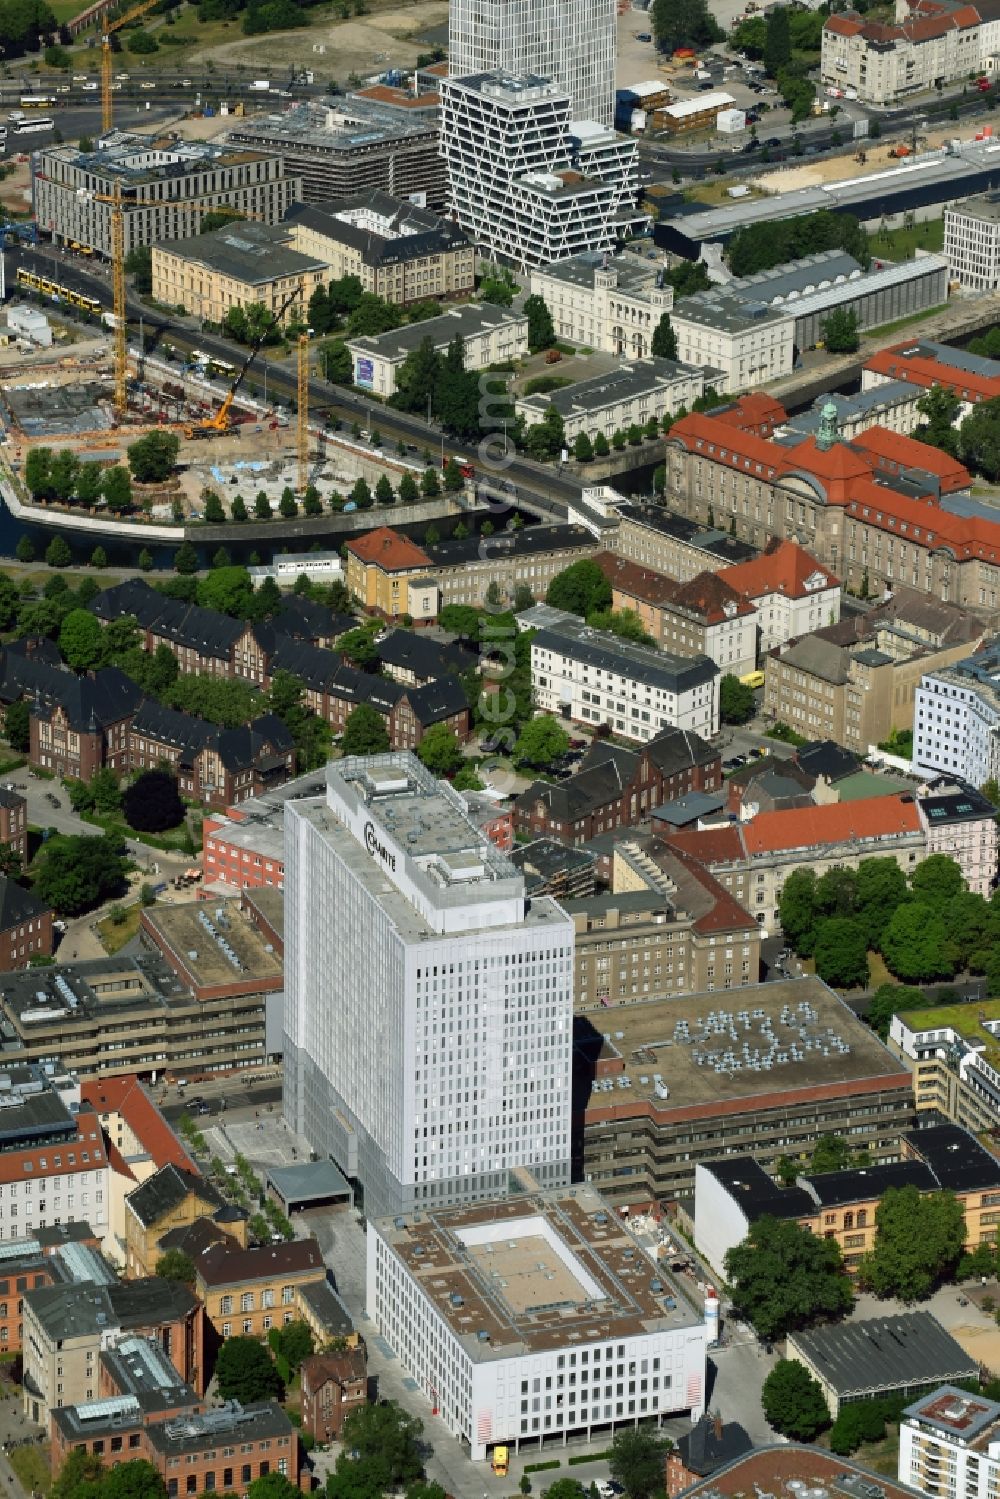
[346,302,528,395]
[283,755,574,1220]
[529,609,720,742]
[945,194,1000,292]
[440,72,644,270]
[367,1184,707,1462]
[718,538,843,654]
[448,0,617,126]
[913,645,1000,784]
[515,357,705,443]
[671,296,794,393]
[528,250,674,357]
[0,1065,110,1247]
[900,1386,1000,1499]
[247,551,344,587]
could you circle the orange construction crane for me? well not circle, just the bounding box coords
[184,286,302,440]
[102,0,159,134]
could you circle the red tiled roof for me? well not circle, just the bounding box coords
[665,842,758,935]
[864,341,1000,402]
[824,13,866,34]
[596,552,755,623]
[742,793,921,856]
[711,393,787,437]
[345,526,431,572]
[851,424,971,490]
[718,537,840,601]
[844,477,1000,564]
[195,1237,324,1288]
[81,1076,197,1175]
[661,822,745,865]
[0,1104,106,1187]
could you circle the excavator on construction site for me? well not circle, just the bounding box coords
[183,287,303,441]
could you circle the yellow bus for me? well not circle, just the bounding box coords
[739,669,765,690]
[491,1445,509,1477]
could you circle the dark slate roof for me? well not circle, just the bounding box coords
[698,1156,814,1221]
[918,779,997,827]
[126,1163,225,1229]
[906,1122,1000,1193]
[5,637,62,666]
[0,788,24,811]
[788,1312,977,1397]
[646,726,719,775]
[285,190,470,268]
[800,1160,935,1208]
[376,628,471,681]
[0,875,49,934]
[268,637,345,693]
[156,1216,233,1259]
[89,578,173,629]
[677,1415,753,1478]
[150,602,244,660]
[210,715,294,774]
[406,675,468,727]
[795,740,861,783]
[425,523,598,567]
[30,667,144,733]
[273,595,355,643]
[534,618,718,694]
[130,699,214,756]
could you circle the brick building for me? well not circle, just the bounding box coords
[300,1348,368,1443]
[29,668,143,779]
[595,552,757,676]
[514,728,721,844]
[0,789,28,868]
[0,877,52,969]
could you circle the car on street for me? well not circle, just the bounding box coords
[140,81,155,89]
[764,136,782,147]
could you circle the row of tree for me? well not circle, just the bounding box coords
[779,852,990,990]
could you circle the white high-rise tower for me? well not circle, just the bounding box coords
[448,0,617,126]
[283,754,575,1221]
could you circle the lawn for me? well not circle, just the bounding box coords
[97,902,143,955]
[865,303,948,340]
[8,1440,52,1497]
[869,216,945,260]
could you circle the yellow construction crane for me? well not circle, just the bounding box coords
[83,184,128,416]
[297,332,309,495]
[184,286,302,440]
[102,0,159,134]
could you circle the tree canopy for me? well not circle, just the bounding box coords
[326,1402,426,1499]
[416,723,463,776]
[761,1360,830,1440]
[728,210,869,278]
[122,770,185,833]
[34,834,127,916]
[214,1336,283,1403]
[651,0,724,53]
[342,703,389,757]
[546,559,612,617]
[154,1249,195,1283]
[513,715,570,770]
[720,674,755,724]
[608,1427,672,1499]
[724,1215,853,1341]
[859,1185,966,1301]
[128,431,179,483]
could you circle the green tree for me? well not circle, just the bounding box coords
[350,477,372,510]
[102,466,132,513]
[128,430,180,483]
[651,312,678,360]
[45,535,72,569]
[813,917,869,989]
[273,1319,314,1373]
[513,715,570,770]
[525,293,556,353]
[546,559,612,617]
[720,673,755,724]
[248,1476,299,1499]
[214,1336,283,1403]
[959,396,1000,480]
[254,492,272,520]
[821,307,860,354]
[392,336,442,414]
[761,1359,830,1440]
[35,834,127,917]
[90,545,108,570]
[123,770,185,833]
[439,605,481,641]
[866,982,926,1041]
[155,1249,195,1282]
[779,867,819,956]
[51,1450,104,1499]
[916,384,961,456]
[880,901,957,983]
[608,1428,670,1499]
[763,6,791,74]
[328,1402,426,1495]
[724,1215,852,1340]
[100,1460,167,1499]
[911,853,965,906]
[15,536,35,565]
[478,268,517,306]
[198,208,245,235]
[420,467,440,498]
[442,457,465,492]
[322,341,353,385]
[231,495,248,522]
[342,703,389,757]
[279,490,298,520]
[197,566,254,618]
[859,1185,966,1301]
[59,608,103,670]
[854,856,910,946]
[375,475,395,506]
[572,432,594,463]
[651,0,724,52]
[174,541,199,575]
[416,723,463,776]
[811,1134,867,1174]
[398,473,419,505]
[337,626,379,669]
[203,491,226,525]
[5,700,29,754]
